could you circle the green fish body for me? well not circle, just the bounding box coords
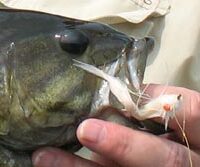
[0,9,153,166]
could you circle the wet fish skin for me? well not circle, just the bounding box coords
[0,9,153,167]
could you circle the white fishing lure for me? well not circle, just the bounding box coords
[138,94,182,130]
[73,60,182,129]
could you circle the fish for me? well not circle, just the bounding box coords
[0,9,154,166]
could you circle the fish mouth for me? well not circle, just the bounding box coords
[101,37,154,91]
[93,37,154,112]
[73,37,154,114]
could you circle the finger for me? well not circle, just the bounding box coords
[32,147,102,167]
[143,84,200,147]
[77,119,200,167]
[91,152,121,167]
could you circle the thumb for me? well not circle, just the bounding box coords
[77,119,199,167]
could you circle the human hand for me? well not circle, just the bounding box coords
[32,84,200,167]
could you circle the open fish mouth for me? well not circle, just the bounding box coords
[74,37,154,114]
[73,37,183,133]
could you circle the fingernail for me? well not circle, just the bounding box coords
[32,148,56,167]
[78,119,106,143]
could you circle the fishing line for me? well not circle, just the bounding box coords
[174,115,193,167]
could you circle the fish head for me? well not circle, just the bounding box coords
[0,10,154,151]
[9,20,154,117]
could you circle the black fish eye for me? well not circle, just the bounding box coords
[57,30,89,55]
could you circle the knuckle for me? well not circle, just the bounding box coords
[111,133,132,158]
[165,143,189,167]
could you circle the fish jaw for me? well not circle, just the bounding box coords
[73,37,155,118]
[126,37,154,91]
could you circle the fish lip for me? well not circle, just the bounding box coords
[126,39,141,90]
[114,39,141,91]
[100,37,153,92]
[123,37,154,91]
[98,39,137,89]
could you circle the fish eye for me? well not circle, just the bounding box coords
[57,30,89,55]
